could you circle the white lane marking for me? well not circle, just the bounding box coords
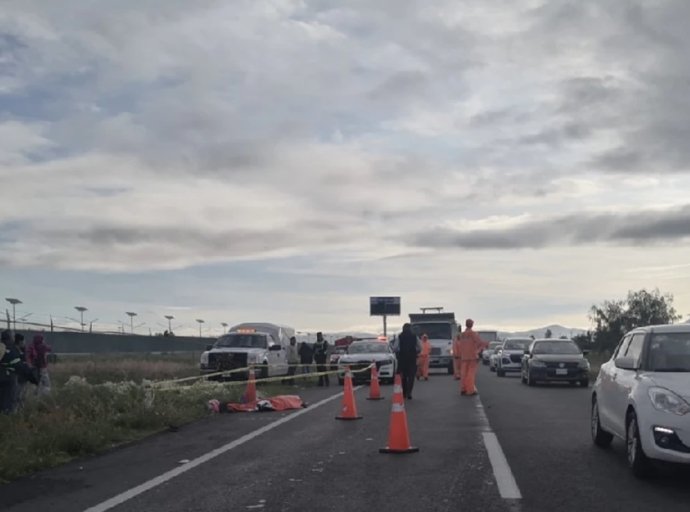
[83,388,359,512]
[482,432,522,500]
[476,398,522,500]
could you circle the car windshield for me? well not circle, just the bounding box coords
[533,341,581,355]
[348,343,389,354]
[649,333,690,372]
[504,339,532,351]
[215,334,267,349]
[411,323,452,340]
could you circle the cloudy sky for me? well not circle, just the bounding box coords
[2,0,690,336]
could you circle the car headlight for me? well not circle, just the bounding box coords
[578,359,590,369]
[531,360,546,368]
[200,353,209,366]
[648,387,690,416]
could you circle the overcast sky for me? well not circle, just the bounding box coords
[2,0,690,336]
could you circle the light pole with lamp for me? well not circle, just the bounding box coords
[74,306,88,332]
[5,298,22,331]
[126,312,137,334]
[196,319,205,338]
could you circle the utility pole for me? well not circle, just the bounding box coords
[74,306,88,332]
[126,312,137,334]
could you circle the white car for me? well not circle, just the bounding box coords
[495,337,533,377]
[337,341,397,385]
[591,324,690,477]
[483,342,502,367]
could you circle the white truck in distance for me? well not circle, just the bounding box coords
[409,308,458,375]
[200,322,295,380]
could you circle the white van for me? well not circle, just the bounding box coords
[200,323,295,379]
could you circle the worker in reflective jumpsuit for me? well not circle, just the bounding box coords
[458,319,489,395]
[416,334,431,381]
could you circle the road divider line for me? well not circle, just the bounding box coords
[83,387,360,512]
[476,398,522,500]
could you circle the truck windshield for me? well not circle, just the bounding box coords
[411,323,452,340]
[215,334,267,349]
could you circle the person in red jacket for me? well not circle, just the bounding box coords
[457,319,489,395]
[27,334,52,396]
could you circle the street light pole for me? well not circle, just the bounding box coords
[196,319,205,338]
[221,322,228,334]
[5,298,22,331]
[164,315,174,333]
[74,306,88,332]
[126,312,137,334]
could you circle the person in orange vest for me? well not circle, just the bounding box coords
[457,319,489,395]
[452,334,462,380]
[416,334,431,381]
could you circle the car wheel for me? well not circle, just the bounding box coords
[447,362,454,375]
[591,398,613,448]
[627,411,653,478]
[580,379,590,388]
[497,368,505,377]
[490,365,496,372]
[527,370,535,386]
[260,364,269,380]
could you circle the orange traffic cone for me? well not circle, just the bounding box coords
[336,367,362,420]
[241,368,257,404]
[379,374,418,454]
[367,365,384,401]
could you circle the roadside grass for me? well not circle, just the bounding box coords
[0,355,300,483]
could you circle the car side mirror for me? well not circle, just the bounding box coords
[206,344,213,351]
[615,356,637,371]
[269,345,282,352]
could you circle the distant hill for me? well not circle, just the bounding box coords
[499,324,587,340]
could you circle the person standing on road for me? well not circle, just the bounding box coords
[416,334,431,381]
[457,319,489,396]
[394,323,421,399]
[285,336,299,385]
[313,332,330,387]
[299,340,313,374]
[452,334,462,380]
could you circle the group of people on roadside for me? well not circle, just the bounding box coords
[393,318,489,400]
[0,329,52,414]
[284,332,331,387]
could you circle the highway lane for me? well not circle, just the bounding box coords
[2,367,688,512]
[476,365,690,512]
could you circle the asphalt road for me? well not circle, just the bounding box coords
[2,366,689,512]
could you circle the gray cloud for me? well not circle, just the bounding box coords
[407,205,690,250]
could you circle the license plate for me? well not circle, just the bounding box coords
[556,369,568,375]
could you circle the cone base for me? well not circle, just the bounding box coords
[366,396,385,401]
[335,416,363,420]
[379,446,419,454]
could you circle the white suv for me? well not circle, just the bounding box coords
[591,324,690,477]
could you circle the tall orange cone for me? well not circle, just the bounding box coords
[379,374,419,454]
[336,367,362,420]
[367,364,384,401]
[241,367,257,404]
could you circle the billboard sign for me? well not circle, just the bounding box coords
[369,296,401,316]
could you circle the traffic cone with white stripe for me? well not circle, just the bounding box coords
[367,364,384,401]
[241,368,257,404]
[336,367,362,420]
[379,374,419,454]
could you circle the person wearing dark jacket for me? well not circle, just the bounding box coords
[299,340,314,374]
[313,332,330,387]
[1,330,38,414]
[394,324,422,400]
[27,334,52,395]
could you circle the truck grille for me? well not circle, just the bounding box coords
[510,354,523,363]
[208,352,248,375]
[544,361,579,369]
[431,347,441,356]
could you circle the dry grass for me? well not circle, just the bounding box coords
[50,354,200,386]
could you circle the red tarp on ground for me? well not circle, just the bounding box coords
[225,395,306,413]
